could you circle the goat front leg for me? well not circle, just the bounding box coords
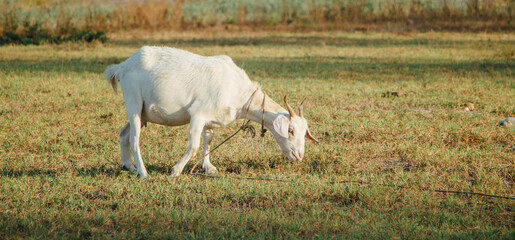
[201,128,218,174]
[170,117,205,177]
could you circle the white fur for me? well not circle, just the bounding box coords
[105,46,315,178]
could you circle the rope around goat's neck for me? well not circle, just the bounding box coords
[260,90,267,137]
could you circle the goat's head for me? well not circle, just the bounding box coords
[271,96,319,161]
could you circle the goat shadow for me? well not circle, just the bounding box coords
[0,163,172,178]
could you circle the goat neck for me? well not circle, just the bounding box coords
[241,89,288,131]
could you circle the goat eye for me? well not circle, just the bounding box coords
[288,128,294,136]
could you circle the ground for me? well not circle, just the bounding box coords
[0,30,514,239]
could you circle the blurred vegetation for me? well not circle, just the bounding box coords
[0,21,108,45]
[1,0,514,37]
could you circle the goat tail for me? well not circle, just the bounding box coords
[105,64,121,93]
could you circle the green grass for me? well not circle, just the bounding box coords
[0,31,514,239]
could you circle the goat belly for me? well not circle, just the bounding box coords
[142,103,191,127]
[204,107,238,128]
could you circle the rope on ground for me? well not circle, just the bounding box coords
[192,173,515,200]
[192,173,293,182]
[329,180,515,200]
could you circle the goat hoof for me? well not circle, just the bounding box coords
[170,167,182,177]
[204,166,218,174]
[137,172,148,179]
[122,165,137,172]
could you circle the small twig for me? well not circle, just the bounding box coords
[61,59,64,82]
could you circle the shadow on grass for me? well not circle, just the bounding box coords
[112,35,515,49]
[237,56,513,81]
[1,56,511,81]
[75,164,174,177]
[0,209,511,239]
[0,56,126,75]
[0,164,170,178]
[0,168,61,178]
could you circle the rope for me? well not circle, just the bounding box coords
[329,180,515,200]
[192,173,515,200]
[192,173,293,182]
[183,89,514,201]
[260,92,267,137]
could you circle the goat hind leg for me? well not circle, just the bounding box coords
[119,122,136,172]
[128,114,148,179]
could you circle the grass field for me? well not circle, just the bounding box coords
[0,30,514,238]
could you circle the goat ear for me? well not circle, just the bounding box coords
[273,115,289,138]
[306,128,319,143]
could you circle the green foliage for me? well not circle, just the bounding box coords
[0,21,108,45]
[59,28,108,44]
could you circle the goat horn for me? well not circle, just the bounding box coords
[284,95,297,119]
[299,98,306,118]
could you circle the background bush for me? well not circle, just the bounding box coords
[1,0,513,33]
[0,21,107,45]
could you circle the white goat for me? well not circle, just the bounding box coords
[105,46,318,179]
